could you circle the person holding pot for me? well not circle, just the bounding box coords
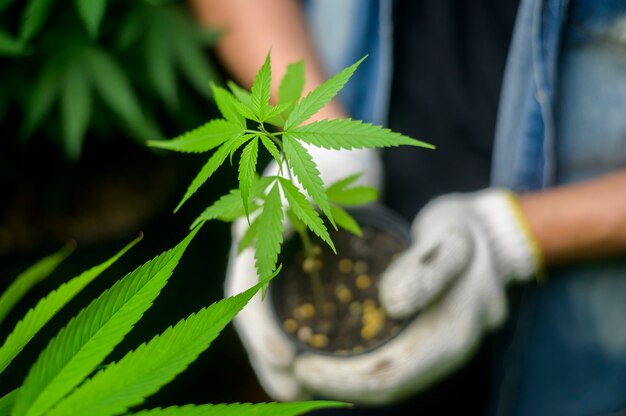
[192,0,626,414]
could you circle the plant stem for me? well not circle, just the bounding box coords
[273,126,326,316]
[296,226,327,315]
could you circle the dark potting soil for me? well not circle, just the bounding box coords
[274,224,409,355]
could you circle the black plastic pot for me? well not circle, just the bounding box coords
[271,204,411,356]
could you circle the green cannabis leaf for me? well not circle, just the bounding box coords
[326,173,378,206]
[0,389,18,415]
[283,56,365,130]
[19,0,54,43]
[278,60,305,119]
[61,60,92,160]
[131,401,349,416]
[0,236,140,374]
[279,177,334,252]
[238,137,260,219]
[0,29,23,56]
[173,142,232,212]
[86,47,161,143]
[12,229,199,416]
[149,119,244,154]
[254,183,284,280]
[330,205,362,237]
[211,83,246,128]
[250,52,272,120]
[0,223,342,415]
[325,173,379,236]
[287,118,435,150]
[75,0,107,38]
[45,272,273,416]
[283,135,336,228]
[21,44,163,159]
[190,176,273,228]
[0,243,74,326]
[151,52,433,281]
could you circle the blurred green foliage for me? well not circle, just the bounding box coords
[0,0,220,161]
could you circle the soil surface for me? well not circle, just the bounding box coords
[274,220,410,355]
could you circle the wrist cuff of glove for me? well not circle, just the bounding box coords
[472,189,544,283]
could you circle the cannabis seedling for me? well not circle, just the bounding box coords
[149,53,432,296]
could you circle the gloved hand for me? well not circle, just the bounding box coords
[290,189,543,403]
[224,146,382,401]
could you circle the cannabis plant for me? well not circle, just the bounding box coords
[0,0,219,160]
[0,229,346,415]
[149,53,433,286]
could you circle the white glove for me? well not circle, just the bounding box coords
[225,146,382,401]
[291,189,543,403]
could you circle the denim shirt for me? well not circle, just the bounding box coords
[491,0,568,190]
[306,0,626,414]
[305,0,626,188]
[494,0,626,190]
[492,1,626,415]
[302,0,394,126]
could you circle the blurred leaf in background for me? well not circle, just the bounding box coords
[0,0,221,161]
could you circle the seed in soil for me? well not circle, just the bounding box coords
[276,222,410,354]
[283,318,298,333]
[361,303,386,340]
[361,324,383,340]
[302,258,322,273]
[294,303,315,319]
[362,302,386,320]
[354,260,369,274]
[297,326,313,343]
[361,323,384,341]
[334,284,353,303]
[349,301,362,316]
[309,333,329,349]
[338,258,353,274]
[355,274,372,290]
